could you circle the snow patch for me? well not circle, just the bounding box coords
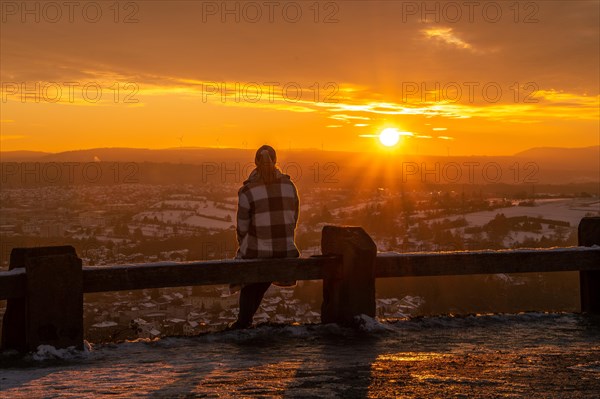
[31,341,92,361]
[353,314,396,332]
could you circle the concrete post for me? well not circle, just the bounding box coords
[320,226,377,324]
[579,217,600,314]
[1,246,83,352]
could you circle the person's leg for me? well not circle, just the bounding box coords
[235,282,272,328]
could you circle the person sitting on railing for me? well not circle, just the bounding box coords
[227,144,300,330]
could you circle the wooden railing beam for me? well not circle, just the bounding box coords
[1,248,600,300]
[375,247,600,278]
[82,256,340,294]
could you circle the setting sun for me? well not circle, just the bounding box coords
[379,128,400,147]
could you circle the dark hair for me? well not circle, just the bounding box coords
[255,145,277,184]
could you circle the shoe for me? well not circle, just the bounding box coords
[273,280,297,287]
[224,283,242,296]
[224,320,251,331]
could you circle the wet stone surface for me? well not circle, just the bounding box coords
[1,313,599,398]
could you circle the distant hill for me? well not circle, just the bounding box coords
[515,146,599,157]
[515,146,599,167]
[23,147,256,164]
[1,146,598,185]
[2,145,597,162]
[513,146,599,183]
[0,150,51,161]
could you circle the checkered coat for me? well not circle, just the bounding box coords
[236,169,300,259]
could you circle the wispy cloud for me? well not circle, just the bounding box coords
[422,28,473,50]
[8,66,598,120]
[4,69,596,134]
[329,114,371,122]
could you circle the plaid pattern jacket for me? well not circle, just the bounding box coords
[236,169,300,259]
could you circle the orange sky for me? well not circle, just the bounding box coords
[1,1,598,156]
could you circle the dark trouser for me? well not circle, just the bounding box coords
[237,282,272,327]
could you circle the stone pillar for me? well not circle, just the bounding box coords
[1,246,83,352]
[321,226,377,325]
[579,217,600,314]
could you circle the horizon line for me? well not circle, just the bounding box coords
[0,144,599,159]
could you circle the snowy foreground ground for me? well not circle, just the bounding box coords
[1,313,600,398]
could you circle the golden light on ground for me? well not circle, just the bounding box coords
[379,128,400,147]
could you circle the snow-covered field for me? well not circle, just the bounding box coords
[419,198,600,249]
[132,200,236,231]
[184,215,234,230]
[1,313,599,398]
[462,198,599,227]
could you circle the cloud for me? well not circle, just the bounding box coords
[4,69,595,126]
[422,27,473,50]
[329,114,371,122]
